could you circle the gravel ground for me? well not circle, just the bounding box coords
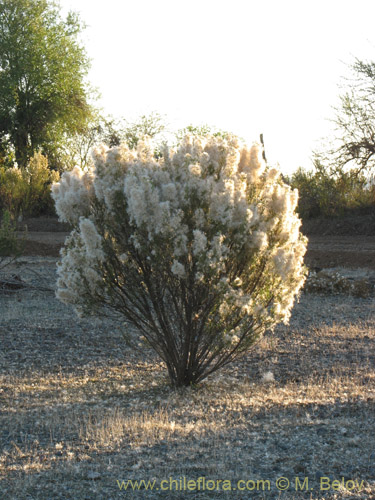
[0,258,374,499]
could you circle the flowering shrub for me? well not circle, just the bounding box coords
[52,134,307,386]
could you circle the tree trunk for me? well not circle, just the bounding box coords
[14,130,29,168]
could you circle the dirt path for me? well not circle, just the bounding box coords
[17,231,69,257]
[17,232,375,269]
[305,235,375,270]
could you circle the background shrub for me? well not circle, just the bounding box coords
[0,152,59,218]
[285,162,375,219]
[0,210,22,270]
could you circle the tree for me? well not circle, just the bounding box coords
[59,112,166,171]
[0,0,93,169]
[175,124,235,143]
[59,114,125,171]
[319,59,375,176]
[52,133,307,387]
[122,112,166,149]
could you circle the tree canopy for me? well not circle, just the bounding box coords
[318,59,375,176]
[0,0,93,168]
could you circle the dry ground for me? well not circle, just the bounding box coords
[1,221,375,499]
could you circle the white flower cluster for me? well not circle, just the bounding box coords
[51,166,95,224]
[53,133,307,348]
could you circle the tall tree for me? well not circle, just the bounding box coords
[0,0,93,168]
[318,59,375,176]
[58,112,166,171]
[59,113,125,171]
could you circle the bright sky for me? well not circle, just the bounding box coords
[60,0,375,174]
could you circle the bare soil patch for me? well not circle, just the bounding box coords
[305,235,375,270]
[302,213,375,237]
